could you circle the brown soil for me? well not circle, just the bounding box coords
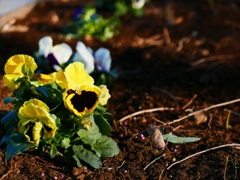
[1,0,240,179]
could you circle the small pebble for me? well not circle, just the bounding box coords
[123,170,128,174]
[119,133,124,137]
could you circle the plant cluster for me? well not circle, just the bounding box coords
[64,6,121,42]
[35,36,118,86]
[0,54,119,168]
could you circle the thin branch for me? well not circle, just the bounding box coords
[224,109,240,116]
[181,94,198,110]
[191,54,240,66]
[167,143,240,170]
[118,107,175,123]
[143,154,167,171]
[164,98,240,126]
[0,159,13,180]
[163,27,171,46]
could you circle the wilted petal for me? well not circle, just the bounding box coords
[74,41,94,73]
[50,43,73,65]
[94,48,111,72]
[18,99,57,144]
[38,36,53,57]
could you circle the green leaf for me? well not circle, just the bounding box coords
[72,154,82,167]
[61,137,71,149]
[49,144,58,158]
[5,133,36,160]
[4,97,16,104]
[95,105,107,114]
[73,145,102,168]
[91,135,120,158]
[1,110,19,133]
[163,134,200,144]
[94,115,112,135]
[77,123,101,144]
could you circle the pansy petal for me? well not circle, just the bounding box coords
[94,48,111,72]
[74,41,94,73]
[18,99,50,119]
[63,62,94,89]
[50,43,73,65]
[32,121,43,145]
[99,85,111,106]
[38,36,53,57]
[4,54,37,74]
[33,73,53,85]
[72,52,94,74]
[41,115,57,138]
[3,74,23,89]
[56,69,68,89]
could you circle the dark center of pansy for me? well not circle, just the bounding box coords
[44,125,53,132]
[70,91,98,113]
[26,122,35,142]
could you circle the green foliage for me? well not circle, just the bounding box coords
[163,134,200,144]
[65,6,120,42]
[91,135,120,158]
[73,145,102,168]
[5,133,36,160]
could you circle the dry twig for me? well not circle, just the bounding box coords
[118,107,175,123]
[143,154,167,171]
[0,159,13,180]
[163,98,240,126]
[191,54,240,66]
[167,143,240,170]
[181,94,198,110]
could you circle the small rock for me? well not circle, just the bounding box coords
[194,111,208,125]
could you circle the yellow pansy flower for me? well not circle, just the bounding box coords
[18,99,57,145]
[3,55,37,89]
[63,84,101,116]
[56,62,101,117]
[99,85,111,106]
